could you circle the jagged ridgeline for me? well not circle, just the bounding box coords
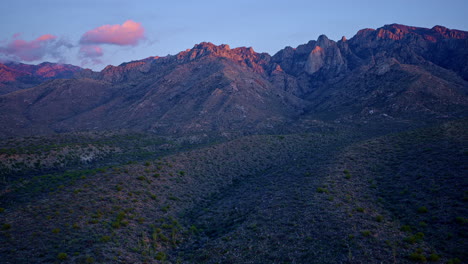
[0,24,466,138]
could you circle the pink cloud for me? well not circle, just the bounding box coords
[0,33,71,62]
[79,45,103,58]
[36,34,57,41]
[79,45,104,65]
[80,20,145,46]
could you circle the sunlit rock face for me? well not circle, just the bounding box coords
[305,46,325,74]
[304,35,345,75]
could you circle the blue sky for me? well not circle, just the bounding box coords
[1,0,467,70]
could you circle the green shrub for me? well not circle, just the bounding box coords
[356,207,365,212]
[404,232,424,244]
[168,195,179,201]
[417,206,428,213]
[343,169,351,179]
[158,233,169,242]
[2,223,11,230]
[400,225,412,232]
[100,235,111,242]
[136,176,146,181]
[408,251,426,262]
[161,205,170,212]
[190,225,199,234]
[447,258,462,264]
[316,187,329,194]
[161,223,172,229]
[116,211,125,221]
[111,212,126,229]
[52,228,61,234]
[361,230,371,237]
[375,215,384,222]
[455,217,467,225]
[428,253,440,262]
[155,252,166,261]
[57,252,68,260]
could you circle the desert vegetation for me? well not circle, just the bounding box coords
[0,119,466,263]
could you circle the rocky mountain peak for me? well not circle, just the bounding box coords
[233,46,256,56]
[430,25,467,39]
[294,41,316,54]
[184,42,260,60]
[34,62,82,78]
[432,25,448,33]
[193,41,222,50]
[317,34,331,48]
[354,28,376,39]
[180,42,233,59]
[352,24,468,44]
[99,59,154,82]
[376,24,412,40]
[172,42,270,74]
[93,42,270,84]
[303,34,345,75]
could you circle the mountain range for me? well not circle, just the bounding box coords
[1,24,467,264]
[0,23,466,138]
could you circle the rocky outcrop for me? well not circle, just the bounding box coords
[351,24,467,43]
[348,24,468,76]
[304,35,346,75]
[305,46,325,74]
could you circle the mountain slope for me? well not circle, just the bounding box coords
[0,78,112,137]
[60,44,305,134]
[0,62,83,95]
[1,120,465,263]
[0,43,305,138]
